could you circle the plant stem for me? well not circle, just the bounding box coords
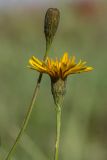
[5,50,49,160]
[54,105,62,160]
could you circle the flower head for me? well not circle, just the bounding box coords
[29,52,93,80]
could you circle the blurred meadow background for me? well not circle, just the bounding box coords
[0,0,107,160]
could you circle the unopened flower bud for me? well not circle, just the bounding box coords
[44,8,60,51]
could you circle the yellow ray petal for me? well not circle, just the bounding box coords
[47,57,51,69]
[29,59,47,72]
[61,52,68,63]
[84,67,93,71]
[70,56,76,64]
[32,56,43,66]
[64,65,93,78]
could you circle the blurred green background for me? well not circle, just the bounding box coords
[0,1,107,160]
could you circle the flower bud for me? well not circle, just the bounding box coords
[44,8,60,51]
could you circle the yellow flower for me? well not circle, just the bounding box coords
[29,52,93,80]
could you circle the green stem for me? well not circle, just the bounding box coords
[5,49,49,160]
[54,105,62,160]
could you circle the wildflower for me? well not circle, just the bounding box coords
[29,52,93,106]
[29,52,93,80]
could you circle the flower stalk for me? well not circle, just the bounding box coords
[54,104,62,160]
[5,47,49,160]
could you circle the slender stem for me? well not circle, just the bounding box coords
[5,49,49,160]
[54,105,62,160]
